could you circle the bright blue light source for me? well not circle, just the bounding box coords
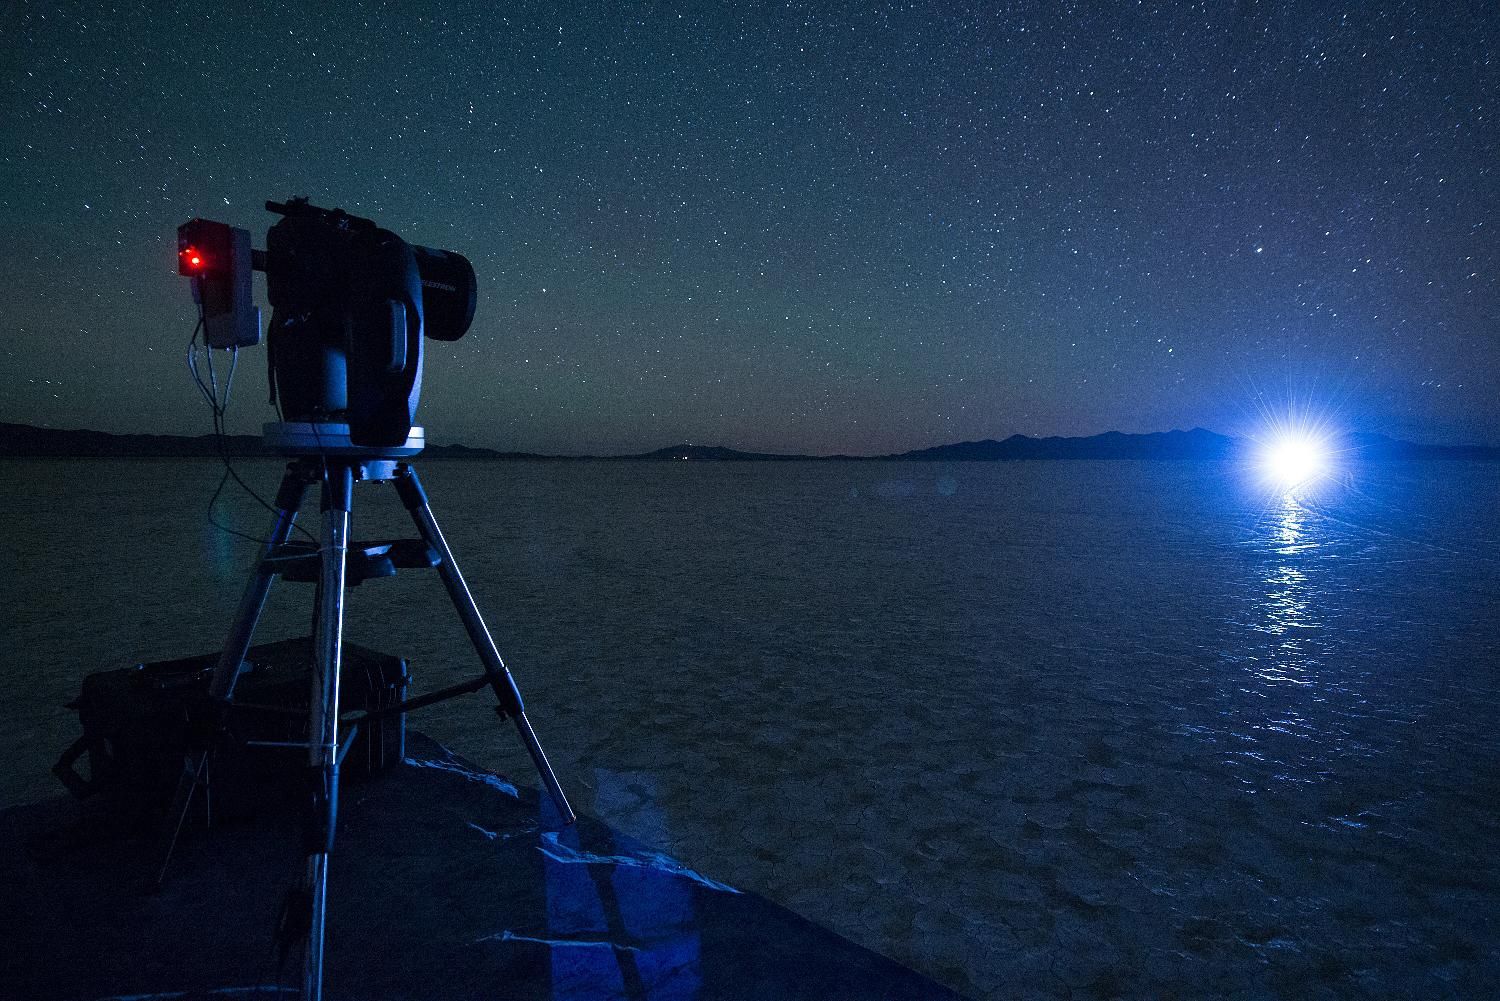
[1262,432,1331,490]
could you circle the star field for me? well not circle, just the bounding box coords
[1,1,1495,453]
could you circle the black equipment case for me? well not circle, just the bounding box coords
[55,637,408,827]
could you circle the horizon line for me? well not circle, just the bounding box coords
[4,420,1498,460]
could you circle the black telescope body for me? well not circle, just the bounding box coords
[178,198,477,447]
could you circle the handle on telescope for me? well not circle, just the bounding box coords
[384,301,407,373]
[266,198,377,232]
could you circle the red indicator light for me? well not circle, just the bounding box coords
[180,247,205,270]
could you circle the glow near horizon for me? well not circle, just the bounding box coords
[1266,435,1330,486]
[1259,428,1335,492]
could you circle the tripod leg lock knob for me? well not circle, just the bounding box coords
[303,763,340,856]
[394,465,428,511]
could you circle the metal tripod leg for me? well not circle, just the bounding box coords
[156,462,309,889]
[394,465,576,825]
[303,463,352,1001]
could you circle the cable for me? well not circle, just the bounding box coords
[187,295,316,544]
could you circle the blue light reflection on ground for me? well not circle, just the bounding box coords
[540,771,703,1000]
[1253,495,1324,689]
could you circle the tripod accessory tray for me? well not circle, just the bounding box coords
[264,538,440,586]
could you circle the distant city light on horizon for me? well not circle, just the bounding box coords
[1263,432,1331,490]
[1252,416,1339,495]
[1241,387,1346,496]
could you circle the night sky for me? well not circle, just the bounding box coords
[3,1,1495,455]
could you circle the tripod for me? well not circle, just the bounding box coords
[156,423,574,1001]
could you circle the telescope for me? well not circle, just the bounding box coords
[165,198,575,1001]
[177,198,477,446]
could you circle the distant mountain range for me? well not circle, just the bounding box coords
[1,422,1495,461]
[888,429,1498,461]
[0,423,561,461]
[893,427,1240,461]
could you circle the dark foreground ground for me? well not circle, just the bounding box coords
[1,732,964,1001]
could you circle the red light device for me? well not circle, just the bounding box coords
[177,219,235,277]
[177,218,259,348]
